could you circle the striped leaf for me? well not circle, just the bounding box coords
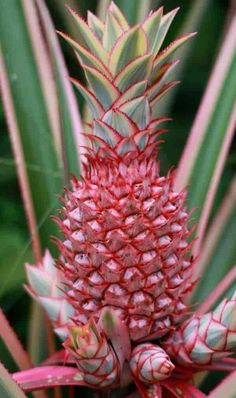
[58,31,109,76]
[152,8,179,55]
[142,8,163,52]
[116,81,147,106]
[87,11,104,41]
[109,26,148,75]
[93,120,121,147]
[109,1,129,30]
[153,32,197,73]
[120,97,150,129]
[0,0,62,251]
[147,60,179,101]
[103,109,137,136]
[103,10,124,51]
[114,54,153,92]
[84,66,119,109]
[71,78,104,118]
[0,363,27,398]
[67,6,108,64]
[151,81,180,118]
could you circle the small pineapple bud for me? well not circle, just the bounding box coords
[129,343,174,383]
[163,292,236,366]
[64,319,120,387]
[25,250,74,340]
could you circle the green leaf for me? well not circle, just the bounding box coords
[109,26,148,75]
[58,31,108,76]
[187,54,236,226]
[103,109,137,136]
[120,96,150,129]
[153,33,197,74]
[0,363,27,398]
[84,65,119,109]
[193,199,236,305]
[93,120,121,147]
[109,1,129,29]
[71,78,104,118]
[116,81,147,106]
[208,370,236,398]
[87,11,104,41]
[151,81,180,118]
[142,7,163,52]
[114,0,151,25]
[0,0,62,251]
[103,10,124,51]
[67,5,108,64]
[147,60,179,101]
[114,54,153,92]
[153,8,179,55]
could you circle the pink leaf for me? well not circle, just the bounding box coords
[13,366,85,392]
[208,370,236,398]
[162,379,207,398]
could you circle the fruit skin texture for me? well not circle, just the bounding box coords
[59,154,193,342]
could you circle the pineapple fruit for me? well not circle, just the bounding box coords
[25,2,236,393]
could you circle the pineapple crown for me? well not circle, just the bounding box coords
[58,2,195,159]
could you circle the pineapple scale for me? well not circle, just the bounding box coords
[58,154,194,341]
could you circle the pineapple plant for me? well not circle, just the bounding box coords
[0,1,236,397]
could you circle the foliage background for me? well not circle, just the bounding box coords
[0,0,235,394]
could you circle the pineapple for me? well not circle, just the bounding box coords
[23,2,236,394]
[56,3,195,343]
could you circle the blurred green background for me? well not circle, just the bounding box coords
[0,0,235,392]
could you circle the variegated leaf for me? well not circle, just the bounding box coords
[142,7,163,52]
[67,6,108,64]
[84,65,119,109]
[120,96,150,129]
[87,11,104,41]
[103,109,137,136]
[109,1,129,30]
[109,26,148,75]
[153,8,179,55]
[116,81,147,106]
[103,10,124,51]
[71,78,104,118]
[114,54,153,92]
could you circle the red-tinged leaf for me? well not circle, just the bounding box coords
[109,26,148,75]
[162,379,207,398]
[66,6,108,64]
[142,7,163,53]
[83,65,120,109]
[114,54,153,92]
[148,61,179,101]
[13,366,85,392]
[109,1,129,30]
[150,81,180,118]
[195,265,236,315]
[57,31,110,77]
[0,362,28,398]
[200,357,236,371]
[99,307,131,369]
[87,11,104,41]
[134,377,162,398]
[71,77,104,118]
[115,80,147,106]
[153,33,197,73]
[208,370,236,398]
[0,308,33,370]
